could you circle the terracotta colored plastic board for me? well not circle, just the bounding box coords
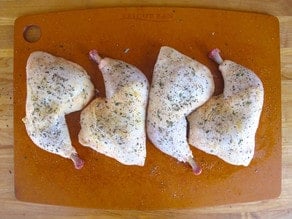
[14,7,281,209]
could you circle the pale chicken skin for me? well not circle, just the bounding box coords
[188,48,264,166]
[147,46,215,174]
[23,51,94,169]
[78,50,149,166]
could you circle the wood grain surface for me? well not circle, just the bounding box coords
[0,0,291,218]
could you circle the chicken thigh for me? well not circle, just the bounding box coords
[188,48,264,166]
[23,51,95,169]
[78,50,149,166]
[147,46,214,174]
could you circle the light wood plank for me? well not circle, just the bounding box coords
[279,16,292,48]
[281,48,292,79]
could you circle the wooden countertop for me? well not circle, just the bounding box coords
[0,0,291,218]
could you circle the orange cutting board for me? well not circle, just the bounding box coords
[14,7,281,209]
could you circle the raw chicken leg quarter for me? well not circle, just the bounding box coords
[23,51,95,169]
[188,48,264,166]
[147,46,215,174]
[78,50,149,166]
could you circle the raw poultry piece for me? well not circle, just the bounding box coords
[188,48,264,166]
[78,50,149,166]
[23,51,95,169]
[147,46,215,174]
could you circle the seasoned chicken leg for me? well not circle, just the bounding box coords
[78,50,149,166]
[188,48,264,166]
[23,51,95,169]
[147,46,215,174]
